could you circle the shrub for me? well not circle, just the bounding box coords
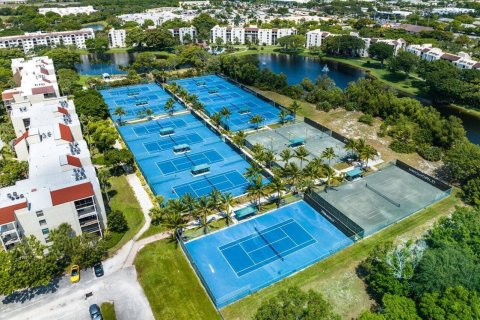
[358,114,374,126]
[107,210,128,233]
[390,140,416,153]
[418,146,443,162]
[316,101,332,112]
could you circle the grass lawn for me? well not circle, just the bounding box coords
[135,239,221,320]
[101,302,117,320]
[221,192,461,319]
[137,224,166,240]
[105,175,145,254]
[77,75,101,87]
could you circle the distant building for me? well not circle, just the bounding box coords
[406,43,480,70]
[108,28,126,48]
[306,29,331,48]
[179,1,210,7]
[38,6,96,16]
[0,56,106,250]
[0,29,95,53]
[431,7,476,15]
[353,33,406,58]
[391,24,434,34]
[210,25,296,45]
[168,26,197,44]
[118,11,196,27]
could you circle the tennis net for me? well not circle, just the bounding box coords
[254,226,284,261]
[365,183,401,207]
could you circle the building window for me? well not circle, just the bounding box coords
[39,219,47,226]
[45,237,51,243]
[36,211,44,217]
[42,228,49,235]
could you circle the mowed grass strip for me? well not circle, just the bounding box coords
[100,302,117,320]
[106,175,145,253]
[135,239,221,320]
[221,193,460,320]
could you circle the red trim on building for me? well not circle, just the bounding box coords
[2,90,18,101]
[0,201,27,225]
[50,182,94,206]
[13,130,28,146]
[59,123,74,142]
[57,107,69,115]
[31,86,54,95]
[66,155,82,167]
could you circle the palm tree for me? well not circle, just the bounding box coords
[289,100,301,119]
[136,109,146,119]
[247,176,268,210]
[113,106,126,124]
[360,145,377,168]
[180,193,197,217]
[195,196,215,234]
[344,138,358,159]
[161,211,187,240]
[250,114,264,130]
[297,177,315,194]
[295,146,310,169]
[279,149,293,165]
[220,106,231,128]
[220,192,236,226]
[245,163,262,181]
[262,149,276,168]
[279,108,289,124]
[145,108,154,120]
[269,176,287,208]
[284,162,302,193]
[251,143,265,162]
[168,198,187,216]
[211,112,222,128]
[208,189,222,211]
[356,138,367,154]
[97,169,111,203]
[164,98,175,116]
[192,101,204,112]
[232,130,246,147]
[323,165,343,191]
[321,147,336,167]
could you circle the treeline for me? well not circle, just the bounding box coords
[211,55,466,163]
[359,207,480,319]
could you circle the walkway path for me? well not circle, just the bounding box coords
[125,173,153,241]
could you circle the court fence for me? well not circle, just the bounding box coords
[304,190,364,240]
[304,117,349,144]
[395,160,452,193]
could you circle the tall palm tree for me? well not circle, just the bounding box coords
[211,112,222,128]
[250,114,264,130]
[220,106,231,128]
[195,196,215,234]
[245,163,262,181]
[323,165,343,191]
[297,177,315,194]
[356,138,367,154]
[97,169,111,203]
[164,98,175,116]
[220,192,236,226]
[321,147,336,167]
[251,143,265,162]
[145,108,154,120]
[136,109,146,119]
[113,106,126,124]
[360,145,377,167]
[247,176,268,210]
[208,189,222,211]
[279,108,289,124]
[161,211,187,240]
[279,149,293,165]
[180,193,197,217]
[269,176,287,208]
[289,100,301,118]
[284,162,302,193]
[262,149,276,168]
[344,138,358,158]
[168,198,187,216]
[232,130,246,147]
[295,146,310,169]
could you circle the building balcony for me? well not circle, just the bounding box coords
[77,206,97,219]
[81,223,100,234]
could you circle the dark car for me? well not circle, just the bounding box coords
[89,304,103,320]
[93,262,104,277]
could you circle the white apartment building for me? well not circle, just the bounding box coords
[432,7,476,15]
[38,6,96,16]
[169,26,197,44]
[357,35,406,58]
[210,25,296,45]
[179,1,210,7]
[2,57,60,111]
[108,28,126,48]
[306,29,331,48]
[406,44,480,70]
[0,28,95,53]
[0,57,106,250]
[118,11,196,27]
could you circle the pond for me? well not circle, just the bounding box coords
[82,24,105,31]
[75,52,137,76]
[257,53,479,144]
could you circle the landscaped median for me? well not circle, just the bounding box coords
[134,191,460,320]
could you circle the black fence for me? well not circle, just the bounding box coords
[305,190,364,239]
[395,160,452,193]
[303,117,350,144]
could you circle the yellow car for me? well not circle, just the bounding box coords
[70,265,80,283]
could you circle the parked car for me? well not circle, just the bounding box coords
[93,262,104,277]
[89,304,103,320]
[70,265,80,283]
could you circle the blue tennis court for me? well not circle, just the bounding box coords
[184,201,353,307]
[100,83,185,121]
[118,113,259,200]
[173,75,292,131]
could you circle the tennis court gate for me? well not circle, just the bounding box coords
[304,190,364,240]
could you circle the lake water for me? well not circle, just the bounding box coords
[257,54,479,144]
[82,24,105,31]
[75,53,137,76]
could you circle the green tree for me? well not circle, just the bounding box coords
[86,120,118,153]
[44,48,80,70]
[359,294,420,320]
[269,176,288,207]
[279,149,293,165]
[289,100,301,118]
[277,34,306,52]
[107,210,128,233]
[192,13,219,40]
[0,159,28,187]
[419,286,480,319]
[164,98,175,116]
[295,145,310,169]
[74,90,109,119]
[85,37,109,55]
[220,192,236,226]
[322,35,365,57]
[195,196,215,234]
[387,51,419,76]
[254,286,339,320]
[113,106,126,123]
[368,43,394,68]
[250,114,264,130]
[72,233,107,267]
[57,68,81,95]
[247,176,268,210]
[131,52,158,73]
